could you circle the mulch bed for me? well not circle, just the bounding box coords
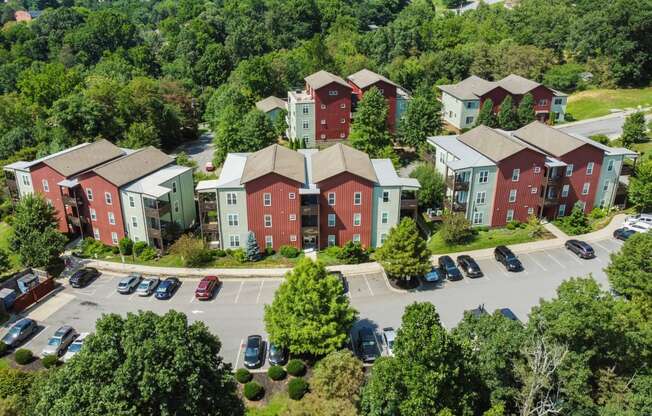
[240,367,313,407]
[5,352,44,372]
[387,277,419,290]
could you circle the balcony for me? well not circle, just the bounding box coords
[202,223,218,232]
[300,205,319,216]
[144,201,170,218]
[63,195,83,206]
[301,226,319,236]
[5,178,19,201]
[400,199,418,210]
[199,200,217,212]
[547,175,563,185]
[445,176,469,191]
[543,195,559,207]
[445,200,467,212]
[66,215,84,227]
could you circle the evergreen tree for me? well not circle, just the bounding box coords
[299,137,306,149]
[375,217,431,282]
[475,99,497,128]
[349,87,392,157]
[620,112,647,148]
[245,231,261,261]
[517,93,535,126]
[497,95,519,130]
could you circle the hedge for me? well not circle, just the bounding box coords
[267,365,286,381]
[235,368,252,384]
[286,359,306,377]
[41,355,59,369]
[14,349,33,365]
[243,381,264,401]
[288,377,308,400]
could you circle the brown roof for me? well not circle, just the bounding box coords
[497,74,541,95]
[305,70,351,90]
[241,144,306,184]
[92,147,173,187]
[43,140,125,177]
[347,69,398,89]
[458,125,529,162]
[438,75,498,100]
[311,143,377,184]
[255,96,286,113]
[512,122,587,157]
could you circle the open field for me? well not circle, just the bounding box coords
[567,87,652,120]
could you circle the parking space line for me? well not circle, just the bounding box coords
[105,289,118,299]
[24,325,49,349]
[255,281,264,304]
[565,250,583,265]
[594,241,613,254]
[364,276,374,296]
[189,294,196,303]
[526,253,547,272]
[234,338,244,369]
[546,253,565,268]
[233,282,244,304]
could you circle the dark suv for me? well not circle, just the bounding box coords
[565,240,595,259]
[494,246,523,272]
[456,255,483,278]
[243,335,265,369]
[356,328,380,363]
[69,267,100,288]
[438,256,463,281]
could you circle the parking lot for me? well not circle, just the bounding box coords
[3,237,624,370]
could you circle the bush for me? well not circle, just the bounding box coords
[0,342,7,356]
[119,237,133,255]
[80,238,111,257]
[232,248,247,263]
[280,245,300,258]
[589,208,608,220]
[235,368,252,384]
[111,245,120,254]
[14,349,33,365]
[41,354,59,368]
[336,241,369,264]
[185,248,213,267]
[286,359,306,377]
[440,214,474,245]
[133,241,148,257]
[288,377,309,400]
[506,220,522,230]
[139,247,157,261]
[265,247,275,256]
[475,225,490,232]
[243,381,265,401]
[323,245,342,259]
[267,365,286,381]
[214,249,227,257]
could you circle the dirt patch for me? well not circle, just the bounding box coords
[6,352,44,372]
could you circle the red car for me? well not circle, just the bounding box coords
[195,276,220,300]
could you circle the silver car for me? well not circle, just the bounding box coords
[62,332,89,362]
[117,273,142,294]
[136,277,160,296]
[41,325,77,357]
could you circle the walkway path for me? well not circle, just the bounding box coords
[543,221,568,240]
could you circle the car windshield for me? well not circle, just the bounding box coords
[68,342,82,352]
[270,345,280,354]
[138,281,149,289]
[197,281,208,289]
[118,280,129,287]
[8,327,21,335]
[505,253,517,260]
[156,285,167,292]
[48,338,61,346]
[362,339,376,347]
[245,346,258,356]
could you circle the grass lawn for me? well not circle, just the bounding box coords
[0,222,20,274]
[566,87,652,120]
[428,225,553,254]
[246,393,291,416]
[96,251,302,269]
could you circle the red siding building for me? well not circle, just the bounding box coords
[306,71,352,142]
[347,69,398,133]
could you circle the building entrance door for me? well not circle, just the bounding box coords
[303,235,317,250]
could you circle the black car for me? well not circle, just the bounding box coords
[613,227,636,241]
[268,343,288,366]
[438,256,463,281]
[565,239,595,259]
[155,277,181,300]
[494,246,523,272]
[69,267,100,288]
[498,308,520,321]
[456,255,483,278]
[356,328,380,363]
[243,335,265,369]
[2,318,37,348]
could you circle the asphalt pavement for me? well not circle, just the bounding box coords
[171,130,214,173]
[557,111,652,139]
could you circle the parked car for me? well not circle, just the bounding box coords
[382,327,397,357]
[421,267,444,283]
[613,227,636,241]
[624,221,651,233]
[62,332,89,362]
[117,273,142,294]
[438,256,463,281]
[498,308,520,321]
[136,277,160,297]
[356,327,380,363]
[69,267,100,288]
[565,239,595,259]
[41,325,77,357]
[195,276,220,300]
[494,246,523,272]
[205,161,215,172]
[268,343,288,366]
[468,304,488,317]
[243,335,265,369]
[2,318,37,348]
[456,255,483,278]
[155,277,181,300]
[624,213,652,226]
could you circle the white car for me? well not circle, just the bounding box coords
[62,332,89,362]
[624,221,651,233]
[624,213,652,226]
[136,277,160,296]
[382,327,397,357]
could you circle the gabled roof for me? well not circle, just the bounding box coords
[497,74,541,95]
[428,135,495,170]
[459,125,531,162]
[255,96,286,113]
[43,140,125,177]
[241,144,305,184]
[372,159,420,189]
[311,143,377,184]
[92,147,173,187]
[124,165,191,198]
[513,122,588,158]
[347,69,397,89]
[305,70,350,90]
[438,75,497,100]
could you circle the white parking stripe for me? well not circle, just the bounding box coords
[364,276,374,296]
[234,338,244,369]
[105,289,118,299]
[546,253,565,268]
[24,325,49,349]
[566,250,583,264]
[594,241,613,253]
[189,294,196,303]
[526,253,547,272]
[233,282,244,304]
[255,281,265,304]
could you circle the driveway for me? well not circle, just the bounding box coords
[557,111,652,140]
[171,130,214,173]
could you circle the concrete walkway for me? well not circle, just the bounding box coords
[543,221,568,240]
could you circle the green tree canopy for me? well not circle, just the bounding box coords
[349,86,392,157]
[409,163,445,209]
[311,350,365,404]
[605,232,652,300]
[440,213,474,245]
[497,95,519,130]
[628,158,652,210]
[375,217,431,282]
[620,112,647,148]
[517,93,535,126]
[475,99,497,128]
[397,94,442,148]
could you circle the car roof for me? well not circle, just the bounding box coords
[382,328,396,340]
[54,325,73,336]
[15,318,33,328]
[458,255,471,260]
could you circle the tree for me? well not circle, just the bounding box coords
[543,63,585,92]
[628,159,652,210]
[349,87,392,157]
[286,392,358,416]
[497,95,519,130]
[118,121,161,149]
[375,217,431,282]
[245,231,261,261]
[10,194,66,268]
[32,311,243,415]
[476,99,497,128]
[605,233,652,300]
[360,357,405,416]
[517,94,535,127]
[335,241,368,264]
[311,350,365,404]
[557,203,590,235]
[440,213,474,245]
[397,94,442,149]
[264,258,357,356]
[409,163,445,209]
[620,112,647,148]
[0,249,12,275]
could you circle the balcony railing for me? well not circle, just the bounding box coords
[445,176,469,191]
[400,199,418,210]
[144,201,170,218]
[543,194,559,206]
[547,175,563,185]
[63,195,83,206]
[201,223,218,232]
[301,226,319,236]
[300,205,319,216]
[445,200,467,212]
[66,215,85,227]
[5,179,19,201]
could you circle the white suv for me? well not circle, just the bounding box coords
[624,221,651,233]
[624,213,652,226]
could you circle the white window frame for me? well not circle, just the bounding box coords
[478,171,488,183]
[381,212,389,224]
[533,166,541,174]
[512,169,520,182]
[353,213,361,226]
[263,193,272,206]
[327,214,336,227]
[129,195,135,208]
[353,192,362,205]
[558,204,566,217]
[527,207,534,215]
[104,192,113,205]
[508,189,517,203]
[607,159,615,172]
[565,164,574,177]
[340,118,346,124]
[174,200,179,213]
[111,232,119,245]
[531,187,538,194]
[93,228,100,240]
[473,212,483,225]
[172,182,177,193]
[302,107,309,115]
[475,191,486,205]
[108,212,115,225]
[506,209,515,222]
[380,234,388,244]
[582,182,590,195]
[465,116,474,125]
[227,214,239,227]
[288,192,296,200]
[226,192,237,205]
[327,235,336,247]
[20,174,30,186]
[289,214,296,221]
[90,208,97,222]
[328,90,338,96]
[352,234,361,243]
[327,192,336,206]
[382,191,390,203]
[586,162,594,175]
[131,216,138,228]
[320,104,326,110]
[86,188,93,201]
[265,235,273,248]
[229,235,240,248]
[302,120,309,129]
[264,215,272,228]
[290,235,297,242]
[320,119,326,125]
[340,103,346,109]
[561,184,569,198]
[42,179,49,192]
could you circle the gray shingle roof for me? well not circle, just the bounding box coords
[458,125,529,162]
[305,70,350,90]
[92,147,173,187]
[241,144,306,184]
[311,143,378,184]
[347,69,397,89]
[43,140,125,177]
[255,96,286,113]
[438,75,497,100]
[497,74,541,95]
[513,122,586,157]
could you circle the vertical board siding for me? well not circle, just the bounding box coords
[77,173,126,246]
[313,81,352,140]
[349,80,398,133]
[28,164,68,233]
[556,144,604,216]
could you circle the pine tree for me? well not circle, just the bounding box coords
[475,99,497,128]
[497,95,519,130]
[375,217,431,282]
[517,93,535,126]
[299,137,306,149]
[245,231,261,261]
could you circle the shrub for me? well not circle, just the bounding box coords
[41,354,59,368]
[139,247,157,261]
[323,245,342,259]
[475,225,490,232]
[336,241,369,264]
[225,249,233,256]
[267,365,286,381]
[280,245,300,258]
[265,247,275,256]
[14,349,33,365]
[111,245,120,254]
[243,381,264,401]
[80,238,111,257]
[235,368,252,384]
[288,377,309,400]
[286,359,306,377]
[506,220,522,230]
[133,241,148,257]
[232,249,247,263]
[440,214,473,244]
[589,208,608,220]
[185,248,213,267]
[0,342,7,356]
[214,249,227,257]
[119,237,134,255]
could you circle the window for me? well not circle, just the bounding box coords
[340,103,346,109]
[381,212,389,224]
[508,189,517,203]
[565,164,574,177]
[104,192,112,205]
[327,235,336,247]
[108,212,115,225]
[534,166,541,174]
[289,214,296,221]
[352,234,360,243]
[439,151,445,163]
[528,207,535,215]
[476,191,486,205]
[289,192,296,200]
[531,187,538,194]
[512,169,520,182]
[302,107,309,115]
[554,98,563,105]
[321,119,326,125]
[607,159,615,172]
[582,182,590,195]
[174,201,179,213]
[506,209,515,222]
[328,90,338,96]
[465,116,474,125]
[587,162,594,175]
[466,101,478,109]
[558,204,566,217]
[478,170,489,183]
[353,192,362,205]
[302,120,309,129]
[320,104,326,110]
[131,216,138,228]
[340,132,346,138]
[603,181,610,192]
[320,134,326,139]
[229,235,240,248]
[227,214,239,227]
[265,235,273,248]
[538,99,548,106]
[340,118,346,124]
[226,192,237,205]
[20,174,30,186]
[90,209,97,221]
[42,179,49,192]
[327,192,336,206]
[380,234,388,244]
[561,184,569,198]
[290,235,297,242]
[264,215,272,228]
[473,212,483,225]
[46,199,52,207]
[353,213,361,226]
[382,191,390,203]
[129,195,135,207]
[93,228,100,240]
[86,188,93,201]
[110,232,119,245]
[578,201,587,212]
[328,214,336,227]
[263,193,271,206]
[172,182,177,193]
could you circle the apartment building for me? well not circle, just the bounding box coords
[255,96,286,122]
[428,122,636,226]
[196,143,419,251]
[4,141,196,248]
[439,74,568,130]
